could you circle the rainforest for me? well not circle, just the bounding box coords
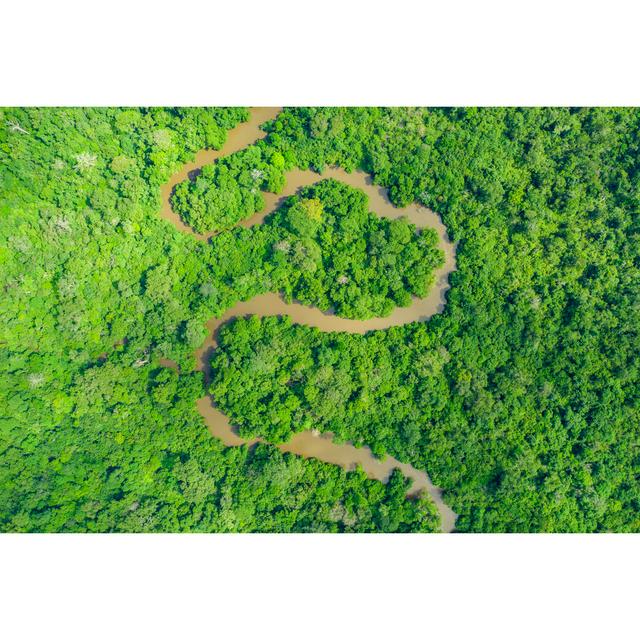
[1,106,639,532]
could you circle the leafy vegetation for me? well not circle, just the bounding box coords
[0,107,440,533]
[1,352,438,532]
[212,107,640,532]
[171,143,289,233]
[211,315,433,447]
[265,179,443,317]
[2,106,639,533]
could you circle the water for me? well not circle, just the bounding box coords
[160,107,458,532]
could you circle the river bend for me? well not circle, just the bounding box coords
[160,107,458,532]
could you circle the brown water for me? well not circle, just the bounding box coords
[161,107,458,532]
[159,107,282,240]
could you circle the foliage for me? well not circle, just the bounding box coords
[0,354,438,532]
[170,143,289,233]
[3,105,640,533]
[213,106,640,532]
[266,179,443,318]
[0,106,441,533]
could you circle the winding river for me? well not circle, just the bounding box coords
[160,107,458,532]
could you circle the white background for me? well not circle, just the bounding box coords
[3,0,639,105]
[2,1,639,638]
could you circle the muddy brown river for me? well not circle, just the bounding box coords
[160,107,458,532]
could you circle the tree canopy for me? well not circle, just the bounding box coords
[2,106,639,533]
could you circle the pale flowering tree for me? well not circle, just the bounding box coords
[122,220,135,235]
[74,152,97,171]
[27,373,45,388]
[7,120,29,134]
[57,274,78,298]
[53,217,71,233]
[151,129,172,150]
[199,282,217,298]
[273,240,291,254]
[9,236,31,253]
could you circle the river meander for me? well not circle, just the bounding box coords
[160,107,458,532]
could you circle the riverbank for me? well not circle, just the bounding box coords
[160,107,458,532]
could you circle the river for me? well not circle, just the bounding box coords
[160,107,458,532]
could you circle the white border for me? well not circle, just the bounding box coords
[1,534,638,639]
[2,0,640,105]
